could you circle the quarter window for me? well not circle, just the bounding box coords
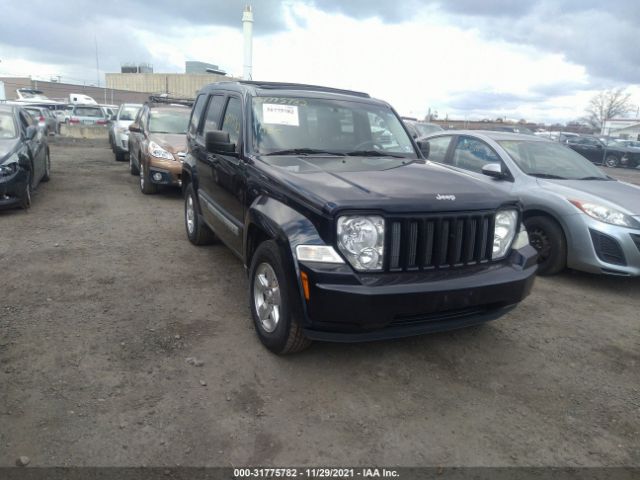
[452,137,501,173]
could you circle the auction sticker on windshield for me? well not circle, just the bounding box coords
[263,104,299,126]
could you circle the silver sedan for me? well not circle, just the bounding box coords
[417,130,640,276]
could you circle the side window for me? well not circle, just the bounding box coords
[200,95,226,137]
[189,94,207,135]
[425,136,453,164]
[452,137,501,173]
[221,97,242,146]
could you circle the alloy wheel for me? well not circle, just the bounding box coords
[186,194,195,235]
[253,263,281,333]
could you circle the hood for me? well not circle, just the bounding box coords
[148,133,187,154]
[0,138,19,161]
[538,178,640,215]
[259,155,514,214]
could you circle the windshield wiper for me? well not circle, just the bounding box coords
[528,173,568,180]
[265,148,344,156]
[345,150,406,158]
[578,176,610,181]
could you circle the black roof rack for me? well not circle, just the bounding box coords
[237,81,371,98]
[147,94,194,107]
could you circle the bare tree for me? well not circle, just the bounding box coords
[583,87,635,132]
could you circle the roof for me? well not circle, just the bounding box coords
[200,81,377,102]
[422,129,551,142]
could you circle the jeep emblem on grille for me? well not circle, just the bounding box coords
[436,194,456,201]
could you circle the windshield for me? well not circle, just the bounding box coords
[251,96,417,158]
[74,107,104,118]
[414,123,442,136]
[0,112,17,138]
[149,109,190,134]
[119,106,141,121]
[499,140,608,180]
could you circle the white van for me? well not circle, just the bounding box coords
[69,93,97,105]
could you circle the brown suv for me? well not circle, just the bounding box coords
[127,98,192,194]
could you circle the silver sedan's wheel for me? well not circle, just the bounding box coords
[253,263,281,333]
[139,164,145,189]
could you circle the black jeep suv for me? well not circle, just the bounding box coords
[182,81,537,354]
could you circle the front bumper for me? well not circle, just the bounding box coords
[0,168,28,208]
[113,132,129,153]
[297,245,538,342]
[565,213,640,276]
[148,157,182,187]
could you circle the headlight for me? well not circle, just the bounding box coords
[148,141,174,160]
[336,216,384,271]
[569,200,638,228]
[117,127,129,134]
[493,209,518,259]
[0,155,19,177]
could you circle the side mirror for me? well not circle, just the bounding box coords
[206,130,236,154]
[482,163,505,179]
[111,114,117,121]
[129,123,141,133]
[25,125,38,140]
[416,140,430,158]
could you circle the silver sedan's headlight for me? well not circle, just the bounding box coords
[570,200,639,228]
[493,209,518,259]
[337,215,385,271]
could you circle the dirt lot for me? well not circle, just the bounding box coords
[1,140,639,467]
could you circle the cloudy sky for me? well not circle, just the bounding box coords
[1,0,639,123]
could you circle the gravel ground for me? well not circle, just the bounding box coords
[0,141,639,467]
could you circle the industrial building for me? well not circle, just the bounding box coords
[0,77,149,104]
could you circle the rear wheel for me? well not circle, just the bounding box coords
[249,240,311,354]
[184,183,216,245]
[524,215,566,276]
[605,154,619,168]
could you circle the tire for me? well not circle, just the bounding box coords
[249,240,311,354]
[41,151,51,182]
[524,216,567,276]
[184,183,216,246]
[605,155,619,168]
[129,154,139,176]
[20,171,32,210]
[115,150,125,162]
[139,161,158,194]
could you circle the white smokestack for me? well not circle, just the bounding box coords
[242,5,253,80]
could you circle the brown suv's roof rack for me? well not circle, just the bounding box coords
[147,95,194,107]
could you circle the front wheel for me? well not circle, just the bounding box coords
[605,155,619,168]
[20,172,32,210]
[184,183,216,245]
[249,240,311,354]
[41,152,51,182]
[115,150,125,162]
[524,216,566,276]
[139,162,158,194]
[129,154,139,176]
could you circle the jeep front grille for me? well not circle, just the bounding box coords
[386,212,495,271]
